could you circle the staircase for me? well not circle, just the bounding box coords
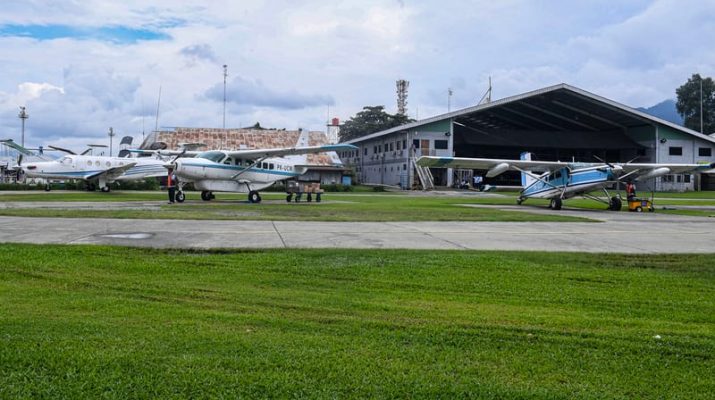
[411,158,434,190]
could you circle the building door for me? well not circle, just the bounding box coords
[420,139,430,156]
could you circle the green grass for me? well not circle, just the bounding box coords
[0,245,713,398]
[2,189,715,220]
[0,191,589,222]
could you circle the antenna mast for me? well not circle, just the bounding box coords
[155,85,162,131]
[18,106,29,147]
[396,79,409,116]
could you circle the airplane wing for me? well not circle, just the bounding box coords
[417,156,569,176]
[620,162,715,180]
[128,149,201,157]
[223,143,358,159]
[84,162,137,181]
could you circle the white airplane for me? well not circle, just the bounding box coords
[1,139,169,191]
[137,132,357,203]
[418,152,715,210]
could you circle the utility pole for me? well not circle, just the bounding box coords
[18,106,28,147]
[700,76,704,134]
[108,127,115,157]
[223,64,228,129]
[447,88,453,112]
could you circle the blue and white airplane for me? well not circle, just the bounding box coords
[135,131,357,203]
[417,152,715,210]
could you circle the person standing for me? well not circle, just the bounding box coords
[167,168,176,204]
[626,180,636,201]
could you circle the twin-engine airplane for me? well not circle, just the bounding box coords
[1,139,168,191]
[135,131,357,203]
[417,153,715,210]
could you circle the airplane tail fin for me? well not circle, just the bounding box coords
[520,152,536,188]
[292,128,310,164]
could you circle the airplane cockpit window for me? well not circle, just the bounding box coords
[197,151,226,163]
[224,157,233,165]
[269,163,274,170]
[60,157,72,165]
[235,159,243,166]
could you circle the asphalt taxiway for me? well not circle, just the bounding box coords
[0,204,713,252]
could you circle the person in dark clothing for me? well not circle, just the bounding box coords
[167,168,176,204]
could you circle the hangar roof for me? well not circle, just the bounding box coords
[347,83,715,145]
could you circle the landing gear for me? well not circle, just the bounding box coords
[44,184,51,192]
[248,190,262,203]
[101,186,110,193]
[201,191,214,201]
[608,196,622,211]
[286,193,293,202]
[175,191,185,203]
[549,198,562,210]
[516,197,524,205]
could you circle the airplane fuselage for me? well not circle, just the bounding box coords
[522,166,615,199]
[174,153,307,193]
[24,155,166,181]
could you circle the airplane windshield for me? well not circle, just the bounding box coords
[197,151,226,163]
[60,156,72,165]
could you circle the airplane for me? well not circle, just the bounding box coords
[136,131,357,203]
[417,152,715,210]
[1,139,170,191]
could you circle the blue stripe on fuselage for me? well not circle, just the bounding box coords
[181,162,301,177]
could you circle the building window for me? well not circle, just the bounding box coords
[403,164,407,170]
[699,147,712,157]
[669,146,682,156]
[413,139,420,148]
[403,139,407,149]
[396,141,401,150]
[374,146,377,154]
[364,148,367,156]
[684,174,691,183]
[389,142,394,151]
[434,140,448,150]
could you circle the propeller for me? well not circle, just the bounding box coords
[15,154,25,182]
[48,145,76,155]
[163,149,187,170]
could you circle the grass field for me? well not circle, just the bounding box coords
[1,244,713,398]
[1,189,715,220]
[0,191,590,222]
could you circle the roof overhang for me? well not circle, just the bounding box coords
[346,83,715,145]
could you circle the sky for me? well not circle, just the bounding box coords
[0,0,713,150]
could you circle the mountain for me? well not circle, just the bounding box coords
[637,99,684,125]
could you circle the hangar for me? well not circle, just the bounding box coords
[341,83,715,191]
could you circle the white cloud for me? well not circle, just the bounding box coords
[0,0,713,149]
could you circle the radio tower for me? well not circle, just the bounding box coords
[396,79,409,116]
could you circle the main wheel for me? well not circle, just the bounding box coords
[175,191,185,203]
[550,198,562,210]
[101,186,110,192]
[248,191,261,203]
[286,194,293,202]
[44,184,51,192]
[516,197,523,205]
[609,196,622,211]
[201,191,212,201]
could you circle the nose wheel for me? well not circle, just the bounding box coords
[175,191,185,203]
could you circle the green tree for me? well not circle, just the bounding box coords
[676,73,715,134]
[338,106,413,142]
